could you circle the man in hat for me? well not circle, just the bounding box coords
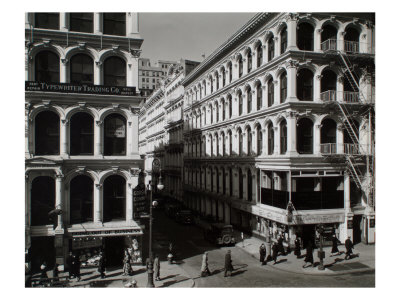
[345,236,354,260]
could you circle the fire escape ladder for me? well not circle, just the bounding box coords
[345,155,363,189]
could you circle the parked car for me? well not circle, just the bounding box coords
[204,223,236,246]
[175,210,194,224]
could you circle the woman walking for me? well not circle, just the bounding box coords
[259,243,267,265]
[123,249,132,276]
[200,251,211,277]
[330,234,340,257]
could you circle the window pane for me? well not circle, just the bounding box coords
[103,13,126,36]
[35,13,59,30]
[70,13,93,33]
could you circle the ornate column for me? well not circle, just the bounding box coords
[337,124,344,154]
[232,95,238,117]
[273,126,279,155]
[273,80,279,106]
[251,89,256,113]
[94,61,102,85]
[94,183,102,223]
[60,13,68,31]
[286,60,299,101]
[55,174,64,231]
[286,112,298,155]
[337,75,345,102]
[94,120,102,156]
[315,28,323,52]
[94,13,102,34]
[60,119,68,157]
[314,124,321,155]
[287,13,299,51]
[314,74,322,102]
[344,173,353,241]
[60,58,68,83]
[338,31,346,52]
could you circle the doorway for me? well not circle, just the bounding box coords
[301,225,316,249]
[353,215,362,244]
[104,236,125,267]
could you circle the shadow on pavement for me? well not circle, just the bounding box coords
[231,269,247,277]
[160,274,178,281]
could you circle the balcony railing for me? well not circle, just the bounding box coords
[320,143,360,155]
[321,39,337,51]
[344,40,359,53]
[320,90,360,103]
[320,90,337,102]
[344,143,360,155]
[320,143,337,155]
[343,91,360,103]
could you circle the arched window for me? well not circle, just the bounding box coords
[321,24,338,51]
[268,78,274,107]
[104,56,126,86]
[268,123,274,155]
[222,132,226,156]
[31,176,55,226]
[238,129,243,155]
[222,68,226,87]
[70,175,93,224]
[247,50,252,73]
[70,112,94,155]
[216,102,219,122]
[35,51,60,83]
[321,69,337,101]
[256,124,263,155]
[280,72,287,103]
[256,83,262,110]
[280,120,287,154]
[210,77,214,93]
[209,105,213,124]
[256,43,263,67]
[104,114,126,156]
[103,175,126,221]
[247,169,253,202]
[216,134,219,156]
[297,22,314,51]
[238,92,243,116]
[199,85,202,99]
[321,119,337,153]
[228,63,232,83]
[70,13,93,33]
[228,96,232,119]
[297,69,314,101]
[281,27,287,54]
[35,111,60,155]
[297,118,314,154]
[216,73,220,90]
[203,107,207,125]
[238,55,243,78]
[228,131,232,155]
[344,27,360,53]
[238,169,243,199]
[247,88,252,113]
[35,13,59,29]
[247,127,252,156]
[103,13,126,36]
[70,54,94,84]
[210,135,213,157]
[268,36,275,61]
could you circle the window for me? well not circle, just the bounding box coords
[268,78,274,107]
[35,51,60,83]
[31,177,55,226]
[297,69,314,101]
[238,129,243,155]
[210,77,214,93]
[256,125,263,155]
[256,43,263,67]
[247,89,252,113]
[70,13,93,33]
[247,128,252,156]
[238,56,243,78]
[256,83,262,110]
[229,169,233,196]
[103,175,126,221]
[239,169,243,199]
[210,136,213,157]
[222,168,226,194]
[103,13,126,36]
[210,105,213,124]
[216,74,220,90]
[268,123,274,155]
[104,114,126,156]
[281,27,287,54]
[297,118,314,154]
[321,119,337,144]
[216,168,220,193]
[216,134,219,156]
[228,131,232,155]
[222,133,226,156]
[229,63,232,82]
[280,120,287,154]
[35,111,60,155]
[70,175,93,224]
[35,13,59,30]
[216,103,219,122]
[268,37,275,61]
[70,112,94,155]
[297,23,314,51]
[238,92,243,116]
[222,100,226,121]
[228,96,232,118]
[222,69,226,87]
[247,169,253,202]
[247,50,252,73]
[280,72,287,103]
[104,56,126,86]
[70,54,94,84]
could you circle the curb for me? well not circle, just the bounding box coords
[235,244,375,276]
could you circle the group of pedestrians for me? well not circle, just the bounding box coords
[200,250,234,278]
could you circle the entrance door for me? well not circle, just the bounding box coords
[353,215,362,244]
[104,236,125,267]
[30,237,55,271]
[301,225,315,249]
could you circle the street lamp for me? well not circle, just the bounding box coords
[147,158,164,288]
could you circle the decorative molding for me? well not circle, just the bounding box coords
[61,58,68,65]
[95,183,103,189]
[76,166,86,174]
[78,42,86,50]
[96,120,103,126]
[78,102,86,109]
[42,100,51,107]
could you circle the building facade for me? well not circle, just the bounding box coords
[25,12,145,271]
[181,13,375,247]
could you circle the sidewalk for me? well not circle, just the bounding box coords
[235,235,375,276]
[31,260,195,288]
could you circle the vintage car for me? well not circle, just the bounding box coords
[204,223,236,246]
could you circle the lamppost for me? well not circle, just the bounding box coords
[317,223,325,271]
[147,158,164,288]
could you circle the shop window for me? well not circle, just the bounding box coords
[280,120,287,154]
[247,50,252,73]
[238,169,243,199]
[256,83,262,110]
[297,118,314,154]
[70,175,93,224]
[297,69,314,101]
[35,111,60,155]
[256,43,263,67]
[70,13,93,33]
[70,54,94,84]
[280,27,287,54]
[104,114,126,156]
[70,112,94,155]
[268,36,275,61]
[280,72,287,103]
[268,78,274,107]
[247,169,253,202]
[31,176,55,226]
[103,175,126,222]
[247,88,252,113]
[104,56,126,86]
[268,123,274,155]
[35,51,60,83]
[297,22,314,51]
[35,13,59,30]
[103,13,126,36]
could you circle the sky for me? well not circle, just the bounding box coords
[138,13,256,64]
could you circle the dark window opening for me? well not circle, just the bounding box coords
[247,89,252,113]
[70,175,93,224]
[70,54,94,84]
[256,84,262,110]
[280,27,287,54]
[35,51,60,83]
[321,70,337,92]
[280,120,287,154]
[31,176,55,226]
[222,168,226,194]
[104,56,126,86]
[257,125,263,155]
[70,112,94,155]
[70,13,93,33]
[321,119,337,144]
[280,72,287,103]
[239,169,243,199]
[268,79,274,107]
[216,169,220,193]
[228,97,232,118]
[268,37,275,61]
[321,24,337,42]
[104,114,126,156]
[229,64,232,82]
[247,51,252,73]
[238,93,243,116]
[297,69,314,101]
[297,22,314,51]
[238,129,243,155]
[268,123,274,155]
[35,13,59,30]
[297,118,314,154]
[229,169,233,196]
[103,13,126,36]
[35,111,60,155]
[247,128,252,156]
[229,131,232,155]
[238,56,243,78]
[256,43,263,67]
[103,175,126,221]
[247,170,253,201]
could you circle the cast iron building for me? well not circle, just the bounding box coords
[25,12,145,271]
[182,13,375,247]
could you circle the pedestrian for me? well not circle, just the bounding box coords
[303,241,314,268]
[241,232,244,247]
[259,243,266,265]
[200,251,211,277]
[98,251,106,279]
[123,249,132,276]
[224,250,233,277]
[278,233,285,255]
[331,234,340,257]
[74,252,81,281]
[66,251,73,279]
[272,242,278,264]
[344,236,354,260]
[39,261,48,285]
[154,254,161,281]
[294,236,301,259]
[52,264,59,283]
